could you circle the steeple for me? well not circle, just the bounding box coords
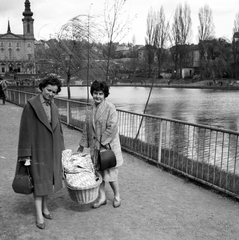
[22,0,34,38]
[7,20,11,33]
[22,0,33,18]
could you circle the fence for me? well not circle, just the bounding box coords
[7,89,239,199]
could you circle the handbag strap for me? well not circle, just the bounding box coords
[17,159,31,175]
[95,135,111,150]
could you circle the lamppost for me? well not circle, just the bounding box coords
[86,3,93,103]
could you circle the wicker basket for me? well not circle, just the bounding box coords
[64,171,102,204]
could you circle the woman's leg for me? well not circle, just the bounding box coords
[34,195,44,223]
[42,195,50,215]
[92,181,106,208]
[109,180,120,200]
[109,180,121,208]
[98,181,106,201]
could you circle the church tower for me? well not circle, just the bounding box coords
[22,0,34,38]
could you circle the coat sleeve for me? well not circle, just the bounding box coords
[79,108,91,148]
[18,104,32,158]
[101,105,118,146]
[59,118,65,151]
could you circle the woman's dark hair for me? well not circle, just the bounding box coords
[39,75,62,93]
[90,80,109,98]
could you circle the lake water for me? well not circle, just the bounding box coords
[57,86,239,132]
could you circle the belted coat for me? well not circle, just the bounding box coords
[80,99,123,168]
[16,94,65,196]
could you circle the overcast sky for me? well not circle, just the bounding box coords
[0,0,238,44]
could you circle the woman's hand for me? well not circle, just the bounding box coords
[19,157,31,166]
[76,145,84,153]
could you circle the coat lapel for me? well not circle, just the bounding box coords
[28,95,52,132]
[51,103,59,131]
[94,100,107,124]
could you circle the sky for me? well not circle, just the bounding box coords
[0,0,238,45]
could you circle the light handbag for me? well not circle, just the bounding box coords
[12,160,34,195]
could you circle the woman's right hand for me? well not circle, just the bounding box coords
[19,157,31,166]
[76,145,84,153]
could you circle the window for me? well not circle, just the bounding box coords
[8,42,12,49]
[0,42,4,50]
[16,42,20,50]
[27,23,30,33]
[8,49,12,60]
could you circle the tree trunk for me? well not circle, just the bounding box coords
[67,75,71,99]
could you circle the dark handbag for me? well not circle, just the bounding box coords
[98,147,117,171]
[12,160,34,195]
[96,135,116,171]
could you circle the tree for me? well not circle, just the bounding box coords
[145,7,157,78]
[153,6,169,78]
[170,2,192,79]
[232,13,239,78]
[103,0,135,82]
[197,4,215,79]
[200,38,232,79]
[38,15,103,100]
[233,12,239,33]
[198,4,215,41]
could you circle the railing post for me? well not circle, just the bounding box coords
[18,92,20,105]
[158,120,163,164]
[25,93,27,105]
[66,101,70,125]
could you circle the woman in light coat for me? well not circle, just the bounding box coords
[17,76,65,229]
[78,80,123,208]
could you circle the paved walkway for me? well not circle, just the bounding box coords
[1,102,239,240]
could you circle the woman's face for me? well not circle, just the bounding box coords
[93,90,105,105]
[42,84,58,101]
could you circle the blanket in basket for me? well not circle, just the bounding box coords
[62,149,97,188]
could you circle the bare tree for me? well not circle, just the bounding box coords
[154,6,169,78]
[39,14,103,100]
[232,12,239,78]
[197,5,215,79]
[145,7,157,78]
[233,12,239,33]
[170,2,192,78]
[104,0,135,82]
[198,4,215,41]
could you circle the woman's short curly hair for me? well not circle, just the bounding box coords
[90,80,109,98]
[39,75,62,93]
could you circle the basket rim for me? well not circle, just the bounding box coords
[64,171,102,191]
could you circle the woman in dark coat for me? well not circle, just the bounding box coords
[17,76,65,229]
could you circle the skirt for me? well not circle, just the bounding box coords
[99,167,118,182]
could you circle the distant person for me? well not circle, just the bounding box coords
[77,80,123,209]
[0,78,7,105]
[16,75,65,230]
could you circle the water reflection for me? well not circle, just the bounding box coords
[58,86,239,131]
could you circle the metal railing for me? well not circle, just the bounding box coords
[7,89,239,199]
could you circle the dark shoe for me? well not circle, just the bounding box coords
[42,212,53,220]
[113,198,121,208]
[36,221,45,230]
[92,199,107,209]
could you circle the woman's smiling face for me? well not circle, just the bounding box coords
[93,90,105,105]
[42,84,58,101]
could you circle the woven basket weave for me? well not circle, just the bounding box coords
[64,172,102,204]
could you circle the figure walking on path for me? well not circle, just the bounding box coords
[0,78,7,105]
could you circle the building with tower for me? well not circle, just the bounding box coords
[0,0,35,75]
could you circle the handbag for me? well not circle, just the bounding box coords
[12,160,34,195]
[96,136,117,171]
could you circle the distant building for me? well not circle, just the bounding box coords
[0,0,35,75]
[115,45,131,58]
